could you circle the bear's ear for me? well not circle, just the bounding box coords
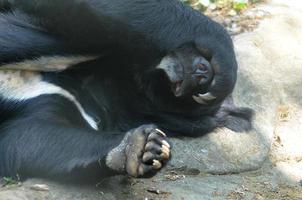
[215,96,254,132]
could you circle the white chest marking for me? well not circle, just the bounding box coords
[0,55,98,72]
[0,70,99,130]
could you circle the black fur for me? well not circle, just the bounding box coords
[1,0,236,101]
[0,10,67,63]
[0,95,122,181]
[0,0,253,181]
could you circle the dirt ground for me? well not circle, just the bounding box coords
[1,0,302,199]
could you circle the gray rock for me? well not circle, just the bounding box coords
[168,0,302,178]
[169,128,268,174]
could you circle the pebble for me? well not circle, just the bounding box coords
[228,9,237,16]
[29,184,50,192]
[208,3,217,11]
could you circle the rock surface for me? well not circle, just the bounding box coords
[1,0,302,199]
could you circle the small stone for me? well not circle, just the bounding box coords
[30,184,49,191]
[229,24,242,35]
[208,3,217,11]
[232,16,241,22]
[232,23,238,29]
[164,173,186,181]
[255,10,266,18]
[147,187,160,194]
[228,9,237,16]
[244,11,254,18]
[223,18,232,26]
[200,0,210,7]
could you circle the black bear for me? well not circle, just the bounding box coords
[0,0,252,182]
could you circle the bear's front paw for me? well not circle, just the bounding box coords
[106,124,171,177]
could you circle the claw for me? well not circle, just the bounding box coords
[155,128,167,137]
[161,145,170,153]
[162,140,171,148]
[192,95,207,104]
[160,152,169,160]
[198,92,216,100]
[192,92,216,104]
[152,160,162,170]
[161,145,170,159]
